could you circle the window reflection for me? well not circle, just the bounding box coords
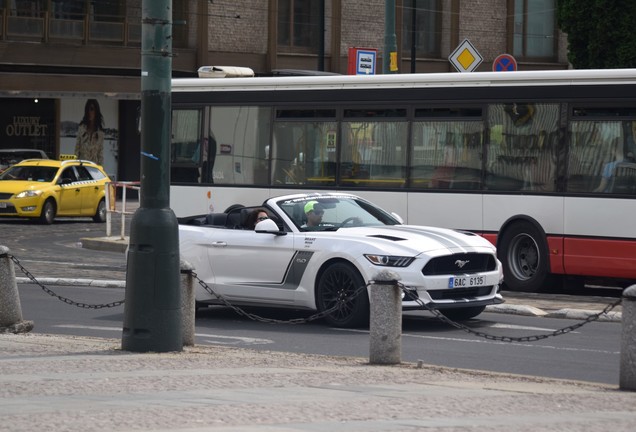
[486,103,559,192]
[272,121,337,185]
[341,121,407,187]
[410,121,483,190]
[568,120,636,194]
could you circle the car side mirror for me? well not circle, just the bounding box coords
[59,177,73,185]
[255,218,286,236]
[391,212,404,224]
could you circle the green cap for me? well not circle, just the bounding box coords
[304,201,320,213]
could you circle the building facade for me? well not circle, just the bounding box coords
[0,0,568,181]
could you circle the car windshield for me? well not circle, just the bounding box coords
[278,195,401,231]
[0,166,57,182]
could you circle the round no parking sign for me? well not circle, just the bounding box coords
[493,54,517,72]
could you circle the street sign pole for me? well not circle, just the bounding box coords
[122,0,182,352]
[383,0,398,74]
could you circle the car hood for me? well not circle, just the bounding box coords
[0,180,53,193]
[339,224,494,255]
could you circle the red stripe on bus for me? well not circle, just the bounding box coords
[560,237,636,279]
[482,233,635,279]
[547,236,565,274]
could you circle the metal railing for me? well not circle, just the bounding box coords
[105,181,140,240]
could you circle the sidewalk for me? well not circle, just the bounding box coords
[1,332,635,432]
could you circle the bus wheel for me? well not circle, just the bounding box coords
[499,221,551,293]
[316,262,369,328]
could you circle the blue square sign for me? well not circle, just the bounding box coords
[356,50,376,75]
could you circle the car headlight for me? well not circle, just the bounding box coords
[15,190,43,198]
[364,254,414,267]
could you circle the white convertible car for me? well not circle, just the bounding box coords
[179,192,504,327]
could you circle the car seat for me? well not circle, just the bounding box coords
[225,208,243,229]
[205,213,228,226]
[239,208,253,229]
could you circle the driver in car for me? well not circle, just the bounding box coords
[302,201,324,230]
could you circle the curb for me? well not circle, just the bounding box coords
[16,277,126,288]
[80,236,129,253]
[486,303,621,322]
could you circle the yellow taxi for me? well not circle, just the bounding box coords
[0,157,111,224]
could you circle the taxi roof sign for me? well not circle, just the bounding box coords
[449,39,483,73]
[59,154,77,160]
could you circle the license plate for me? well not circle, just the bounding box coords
[449,275,485,288]
[0,202,6,208]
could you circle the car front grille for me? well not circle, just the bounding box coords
[422,253,496,276]
[428,286,493,300]
[0,205,17,214]
[0,193,13,199]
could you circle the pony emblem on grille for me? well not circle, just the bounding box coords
[455,259,470,269]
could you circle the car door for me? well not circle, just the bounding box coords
[74,165,101,216]
[205,228,298,303]
[56,167,82,215]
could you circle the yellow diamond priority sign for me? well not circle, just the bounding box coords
[449,39,483,73]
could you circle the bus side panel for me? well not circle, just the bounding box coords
[564,197,636,239]
[547,236,565,274]
[563,237,636,279]
[563,196,636,278]
[408,193,483,230]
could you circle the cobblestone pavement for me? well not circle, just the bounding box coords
[1,332,636,432]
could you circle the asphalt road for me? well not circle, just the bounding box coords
[14,279,622,385]
[0,214,627,385]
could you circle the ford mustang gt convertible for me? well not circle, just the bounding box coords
[179,192,504,327]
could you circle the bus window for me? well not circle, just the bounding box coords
[568,119,636,194]
[272,117,337,186]
[171,109,202,183]
[486,103,559,192]
[208,106,272,185]
[341,109,407,188]
[410,120,483,190]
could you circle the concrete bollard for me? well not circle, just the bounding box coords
[620,285,636,391]
[180,260,196,347]
[369,270,402,365]
[0,246,34,334]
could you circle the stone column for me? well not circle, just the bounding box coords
[0,246,33,334]
[620,285,636,391]
[369,271,401,364]
[181,260,196,346]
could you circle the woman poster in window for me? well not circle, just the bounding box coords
[75,99,105,164]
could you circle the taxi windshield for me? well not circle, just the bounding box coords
[0,166,57,182]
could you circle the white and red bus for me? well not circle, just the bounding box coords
[169,69,636,293]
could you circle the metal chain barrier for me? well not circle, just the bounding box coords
[10,255,124,309]
[195,273,621,341]
[399,282,622,343]
[10,253,622,338]
[193,271,368,324]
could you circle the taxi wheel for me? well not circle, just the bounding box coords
[93,199,106,223]
[38,199,56,225]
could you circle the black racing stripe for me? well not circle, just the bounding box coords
[240,250,314,290]
[280,251,314,290]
